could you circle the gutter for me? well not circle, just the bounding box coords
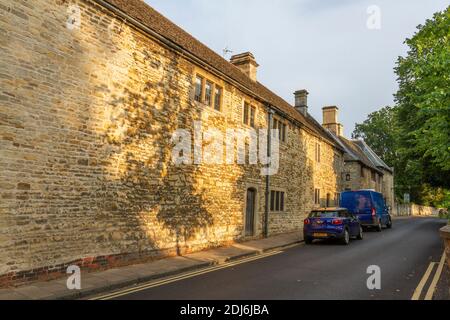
[264,108,275,238]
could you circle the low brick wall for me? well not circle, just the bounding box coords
[440,225,450,268]
[396,204,440,216]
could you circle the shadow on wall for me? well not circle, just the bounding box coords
[102,52,217,258]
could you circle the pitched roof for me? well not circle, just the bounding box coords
[353,140,393,173]
[325,132,384,174]
[102,0,342,149]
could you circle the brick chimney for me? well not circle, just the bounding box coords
[230,52,259,82]
[322,106,343,136]
[294,89,309,116]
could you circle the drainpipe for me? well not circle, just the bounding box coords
[264,107,274,238]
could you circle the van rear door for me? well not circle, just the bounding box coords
[340,191,374,225]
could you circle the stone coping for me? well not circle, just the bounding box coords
[440,225,450,239]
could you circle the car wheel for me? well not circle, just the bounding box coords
[341,229,350,245]
[305,237,313,245]
[386,217,392,229]
[356,226,363,240]
[376,220,382,232]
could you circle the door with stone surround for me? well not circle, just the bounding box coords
[245,188,256,236]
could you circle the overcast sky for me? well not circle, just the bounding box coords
[145,0,448,136]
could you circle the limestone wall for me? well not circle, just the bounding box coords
[396,204,440,216]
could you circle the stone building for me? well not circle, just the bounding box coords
[321,106,395,211]
[0,0,345,286]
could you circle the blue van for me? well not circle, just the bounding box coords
[340,190,392,231]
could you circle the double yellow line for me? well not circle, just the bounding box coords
[411,252,446,300]
[91,250,283,300]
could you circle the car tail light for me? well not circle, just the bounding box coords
[304,219,311,225]
[332,219,343,225]
[372,208,376,216]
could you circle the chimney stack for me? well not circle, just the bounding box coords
[294,89,309,116]
[230,52,259,82]
[322,106,343,136]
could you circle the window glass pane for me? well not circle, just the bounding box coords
[270,190,275,211]
[280,192,285,211]
[214,87,221,111]
[275,191,280,211]
[205,81,212,106]
[272,119,278,138]
[195,76,203,102]
[244,103,249,125]
[250,106,255,128]
[282,124,286,142]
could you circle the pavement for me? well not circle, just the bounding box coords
[90,217,448,300]
[0,231,303,300]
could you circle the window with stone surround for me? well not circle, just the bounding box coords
[345,173,351,181]
[270,190,285,212]
[360,166,365,177]
[371,171,376,182]
[194,75,203,102]
[272,118,287,142]
[315,142,321,163]
[314,188,321,205]
[214,86,222,111]
[205,80,213,106]
[243,102,256,128]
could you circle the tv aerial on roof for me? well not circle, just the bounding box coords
[223,47,233,59]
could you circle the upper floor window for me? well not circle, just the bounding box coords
[243,102,256,128]
[270,190,285,212]
[371,171,376,182]
[273,118,287,142]
[205,81,213,106]
[314,188,321,205]
[360,166,365,177]
[194,76,203,102]
[315,142,321,163]
[194,74,223,112]
[345,173,351,181]
[214,86,222,111]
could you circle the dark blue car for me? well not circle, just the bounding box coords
[303,208,363,245]
[340,190,392,232]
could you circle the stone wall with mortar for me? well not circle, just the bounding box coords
[0,0,343,286]
[342,162,382,193]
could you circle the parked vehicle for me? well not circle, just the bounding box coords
[303,208,363,245]
[340,190,392,232]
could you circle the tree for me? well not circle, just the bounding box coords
[394,6,450,190]
[352,106,398,168]
[352,7,450,207]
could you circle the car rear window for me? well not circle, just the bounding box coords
[309,211,346,218]
[340,191,372,213]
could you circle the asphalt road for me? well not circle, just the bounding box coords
[107,217,447,300]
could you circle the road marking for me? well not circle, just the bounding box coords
[90,250,282,300]
[424,252,446,300]
[411,262,436,300]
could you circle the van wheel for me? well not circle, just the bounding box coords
[376,220,382,232]
[305,238,313,245]
[341,229,350,245]
[356,226,363,240]
[386,217,392,229]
